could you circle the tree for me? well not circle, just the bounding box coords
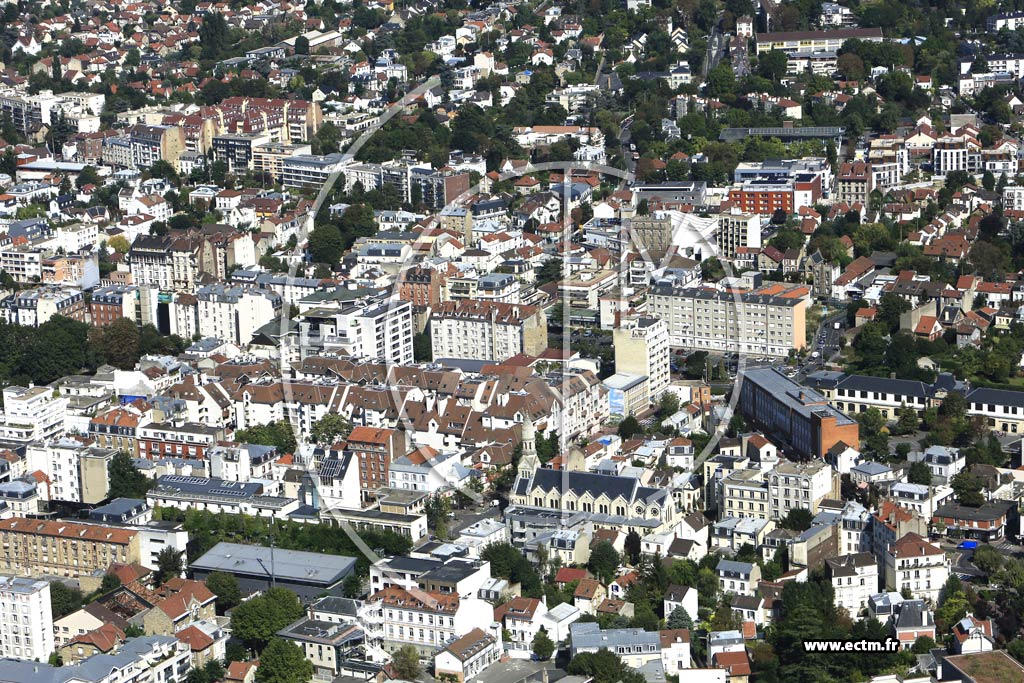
[567,650,645,683]
[618,415,642,440]
[656,391,680,419]
[294,36,310,55]
[907,461,932,486]
[972,544,1004,575]
[425,493,452,540]
[894,404,919,435]
[588,540,621,584]
[75,166,101,189]
[1010,638,1024,664]
[982,170,995,192]
[342,574,362,598]
[107,451,153,499]
[758,50,788,82]
[951,470,985,507]
[91,317,141,370]
[837,52,865,81]
[309,414,351,446]
[413,331,432,361]
[231,587,305,653]
[50,582,83,619]
[255,638,314,683]
[108,235,131,254]
[876,293,911,333]
[153,546,183,585]
[234,421,297,454]
[100,573,122,594]
[390,645,422,680]
[666,604,694,629]
[532,628,555,661]
[308,224,344,265]
[780,507,814,532]
[911,635,936,654]
[624,530,642,565]
[205,571,241,613]
[199,12,229,60]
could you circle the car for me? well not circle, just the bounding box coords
[958,540,979,550]
[811,351,820,359]
[490,499,501,508]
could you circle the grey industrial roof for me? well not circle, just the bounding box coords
[191,542,355,584]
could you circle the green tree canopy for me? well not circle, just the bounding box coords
[255,638,314,683]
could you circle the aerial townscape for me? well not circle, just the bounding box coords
[6,0,1024,683]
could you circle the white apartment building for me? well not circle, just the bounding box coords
[297,298,414,365]
[366,586,494,657]
[0,575,52,662]
[884,533,949,605]
[613,315,670,404]
[721,469,770,521]
[430,300,547,362]
[195,284,282,346]
[932,129,981,175]
[25,439,115,504]
[649,284,808,357]
[0,385,68,444]
[826,553,878,620]
[768,459,833,520]
[717,212,761,260]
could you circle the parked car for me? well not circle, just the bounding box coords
[958,540,979,550]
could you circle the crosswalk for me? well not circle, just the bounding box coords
[954,572,975,581]
[994,541,1016,553]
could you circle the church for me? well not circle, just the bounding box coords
[508,418,676,536]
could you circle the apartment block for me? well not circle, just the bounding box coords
[430,300,547,362]
[613,315,670,404]
[768,459,834,519]
[648,283,809,357]
[0,518,140,578]
[884,532,949,605]
[717,212,761,260]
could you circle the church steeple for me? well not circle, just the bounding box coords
[517,412,540,478]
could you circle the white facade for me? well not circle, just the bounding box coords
[884,534,949,605]
[0,386,68,444]
[0,576,52,662]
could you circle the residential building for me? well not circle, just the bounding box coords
[430,300,547,362]
[835,162,874,207]
[717,212,761,260]
[366,585,492,657]
[884,533,949,605]
[0,576,52,661]
[195,284,282,346]
[613,316,670,405]
[0,385,68,444]
[768,460,835,520]
[826,553,877,620]
[433,628,503,682]
[649,284,809,357]
[0,518,140,578]
[0,635,190,683]
[569,622,661,667]
[932,500,1017,542]
[716,559,762,597]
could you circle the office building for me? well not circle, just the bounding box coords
[737,368,859,459]
[717,212,761,260]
